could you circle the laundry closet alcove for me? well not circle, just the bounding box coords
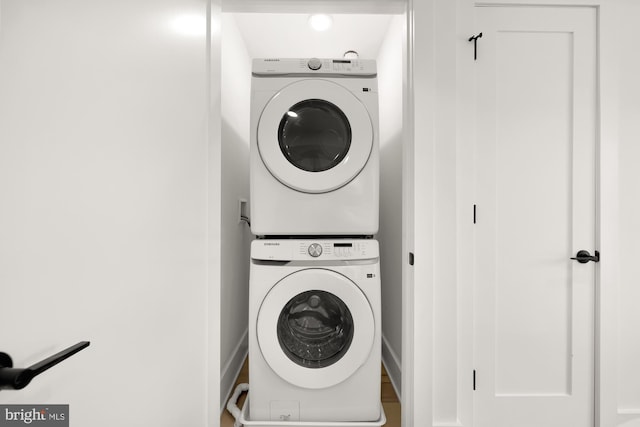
[216,1,408,426]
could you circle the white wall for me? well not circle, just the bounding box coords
[431,1,476,425]
[0,1,210,425]
[376,13,405,400]
[209,2,223,426]
[409,1,475,424]
[219,13,252,412]
[615,0,640,419]
[405,1,436,425]
[431,1,460,423]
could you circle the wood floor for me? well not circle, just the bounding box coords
[221,359,401,427]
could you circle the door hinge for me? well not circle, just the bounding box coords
[473,370,476,390]
[409,252,415,266]
[468,33,483,60]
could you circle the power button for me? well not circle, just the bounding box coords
[308,243,323,257]
[307,58,322,70]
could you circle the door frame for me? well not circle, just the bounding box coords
[406,1,622,426]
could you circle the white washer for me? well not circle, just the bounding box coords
[249,239,381,422]
[250,58,379,237]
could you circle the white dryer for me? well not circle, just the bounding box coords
[250,58,379,237]
[249,239,382,422]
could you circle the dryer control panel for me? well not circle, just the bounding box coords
[251,239,379,261]
[252,58,377,77]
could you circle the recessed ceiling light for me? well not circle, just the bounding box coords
[308,14,333,32]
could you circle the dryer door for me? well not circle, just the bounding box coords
[257,268,375,389]
[257,79,374,193]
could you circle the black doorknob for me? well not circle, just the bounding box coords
[570,250,600,264]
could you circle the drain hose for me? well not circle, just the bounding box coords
[226,383,249,427]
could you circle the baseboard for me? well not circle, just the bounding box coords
[381,333,402,403]
[220,329,248,414]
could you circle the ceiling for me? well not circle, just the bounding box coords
[222,0,406,14]
[230,13,398,60]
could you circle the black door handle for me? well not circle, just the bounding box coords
[570,250,600,264]
[0,341,90,390]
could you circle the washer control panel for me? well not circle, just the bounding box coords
[251,239,379,261]
[297,241,375,260]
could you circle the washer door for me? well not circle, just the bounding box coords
[257,268,375,389]
[257,79,374,193]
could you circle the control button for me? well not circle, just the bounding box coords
[308,58,322,70]
[308,243,323,257]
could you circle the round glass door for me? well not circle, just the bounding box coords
[278,100,352,173]
[257,268,375,389]
[257,79,374,194]
[277,290,354,369]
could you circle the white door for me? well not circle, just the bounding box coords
[257,268,374,389]
[0,1,211,425]
[473,6,597,427]
[257,79,374,193]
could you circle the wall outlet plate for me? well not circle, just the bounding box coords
[238,199,248,224]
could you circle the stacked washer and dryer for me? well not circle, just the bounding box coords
[246,58,385,425]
